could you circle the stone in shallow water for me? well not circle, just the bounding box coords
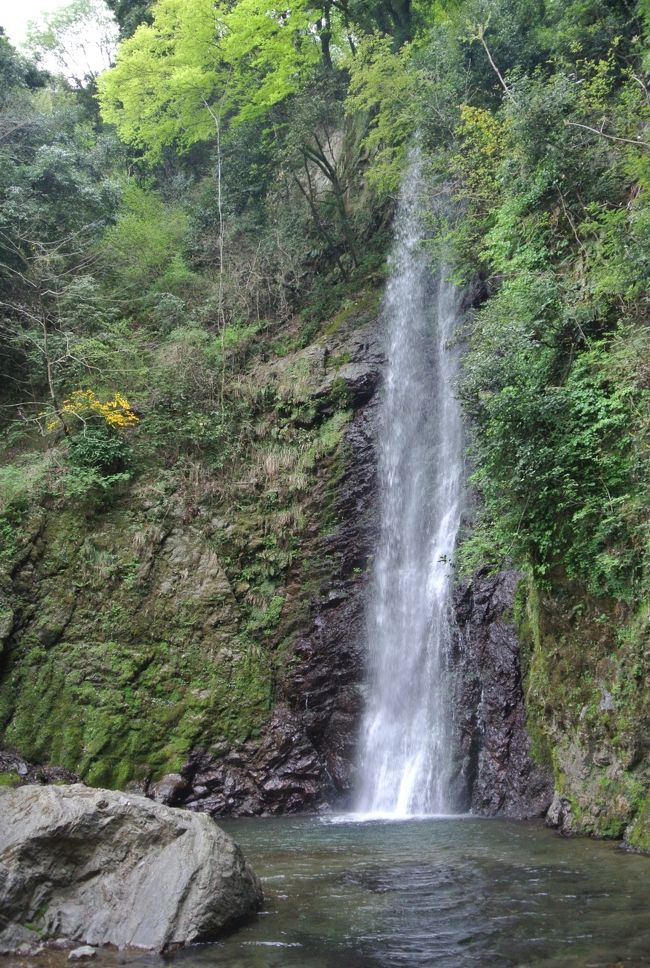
[68,946,96,960]
[0,784,263,953]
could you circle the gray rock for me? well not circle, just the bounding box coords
[0,923,40,954]
[0,784,262,953]
[68,946,96,960]
[182,707,330,816]
[546,791,573,834]
[599,689,615,713]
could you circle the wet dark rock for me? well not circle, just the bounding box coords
[148,773,190,806]
[0,749,80,786]
[451,569,554,819]
[179,707,330,816]
[271,391,380,802]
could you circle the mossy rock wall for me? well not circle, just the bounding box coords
[0,298,382,795]
[516,574,650,846]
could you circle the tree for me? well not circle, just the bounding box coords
[284,72,363,271]
[105,0,152,38]
[0,29,47,103]
[25,0,119,90]
[0,38,121,432]
[97,0,323,160]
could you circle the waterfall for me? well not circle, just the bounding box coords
[354,150,464,819]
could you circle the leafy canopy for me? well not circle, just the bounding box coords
[97,0,322,158]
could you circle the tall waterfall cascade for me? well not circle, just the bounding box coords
[354,152,464,819]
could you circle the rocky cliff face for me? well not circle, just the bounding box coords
[518,577,650,851]
[6,290,628,834]
[451,570,553,819]
[0,289,554,822]
[167,321,383,815]
[0,296,383,813]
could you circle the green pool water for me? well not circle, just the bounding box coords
[168,814,650,968]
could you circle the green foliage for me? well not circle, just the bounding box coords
[0,507,25,567]
[0,455,54,512]
[345,37,419,195]
[106,0,152,37]
[463,327,647,597]
[409,1,650,606]
[0,30,47,101]
[101,181,191,294]
[67,425,130,474]
[97,0,321,159]
[64,427,132,504]
[0,772,21,787]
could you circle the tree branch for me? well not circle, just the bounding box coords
[564,119,650,151]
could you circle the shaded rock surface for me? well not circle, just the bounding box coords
[0,784,262,954]
[452,569,554,819]
[0,749,80,786]
[177,707,331,815]
[279,391,380,799]
[170,323,383,817]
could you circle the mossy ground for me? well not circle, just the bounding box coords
[0,771,20,787]
[625,792,650,853]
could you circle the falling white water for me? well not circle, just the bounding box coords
[354,150,464,819]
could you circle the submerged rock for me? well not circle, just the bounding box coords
[0,784,262,954]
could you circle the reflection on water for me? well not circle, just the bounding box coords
[4,816,647,968]
[169,816,649,968]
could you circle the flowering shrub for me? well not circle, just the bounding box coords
[48,390,139,432]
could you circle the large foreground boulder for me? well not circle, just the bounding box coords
[0,784,262,954]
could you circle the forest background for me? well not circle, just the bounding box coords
[1,0,649,845]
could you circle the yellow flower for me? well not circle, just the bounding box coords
[56,390,139,429]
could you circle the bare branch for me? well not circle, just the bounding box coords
[564,119,650,150]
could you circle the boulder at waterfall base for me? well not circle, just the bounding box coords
[0,784,263,953]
